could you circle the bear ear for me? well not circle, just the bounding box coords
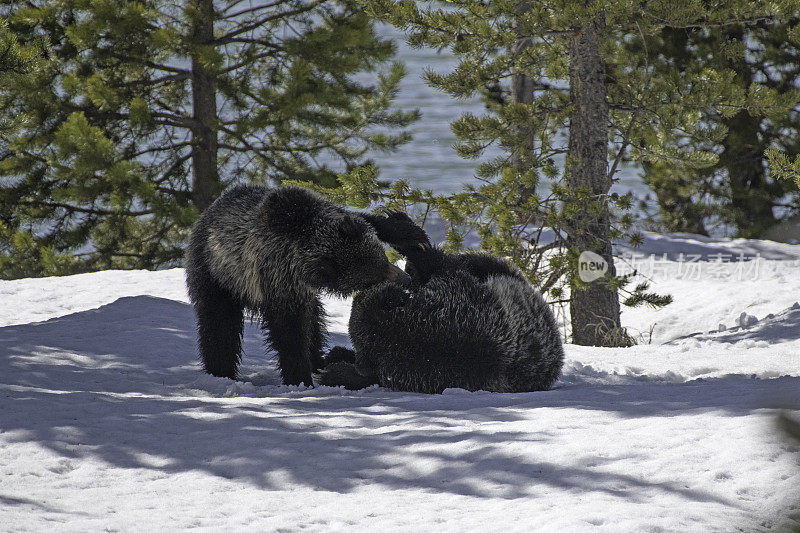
[263,187,317,234]
[339,215,367,240]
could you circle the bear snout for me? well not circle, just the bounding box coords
[385,263,412,286]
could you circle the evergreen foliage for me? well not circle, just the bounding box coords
[634,21,800,237]
[0,0,417,277]
[766,148,800,190]
[337,0,796,345]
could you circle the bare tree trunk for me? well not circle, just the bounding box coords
[508,3,543,232]
[188,0,219,213]
[511,71,536,169]
[511,3,536,183]
[565,14,622,346]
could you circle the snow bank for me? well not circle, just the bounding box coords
[1,233,799,531]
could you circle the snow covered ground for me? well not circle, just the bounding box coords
[2,234,799,531]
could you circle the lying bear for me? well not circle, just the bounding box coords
[317,212,564,393]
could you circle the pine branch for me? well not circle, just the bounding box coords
[214,0,325,45]
[105,52,190,75]
[221,48,284,73]
[112,72,191,89]
[16,200,153,217]
[608,23,651,181]
[221,0,293,20]
[126,141,192,158]
[150,111,197,129]
[656,15,778,30]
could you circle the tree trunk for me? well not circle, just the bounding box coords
[189,0,219,213]
[511,70,536,171]
[565,15,622,346]
[511,3,536,194]
[721,110,775,238]
[718,28,775,239]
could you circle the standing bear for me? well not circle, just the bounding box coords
[317,212,565,393]
[185,185,410,386]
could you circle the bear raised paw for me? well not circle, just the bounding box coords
[185,185,410,385]
[317,212,564,393]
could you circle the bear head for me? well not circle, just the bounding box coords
[264,186,410,296]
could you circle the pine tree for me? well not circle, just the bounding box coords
[350,0,796,345]
[0,0,417,277]
[0,19,43,76]
[634,22,800,238]
[0,19,66,277]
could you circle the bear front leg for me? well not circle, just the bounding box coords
[189,274,245,380]
[359,211,431,256]
[261,297,319,386]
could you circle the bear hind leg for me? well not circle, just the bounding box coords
[308,298,327,373]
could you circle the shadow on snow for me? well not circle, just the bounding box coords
[670,304,800,346]
[1,296,797,503]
